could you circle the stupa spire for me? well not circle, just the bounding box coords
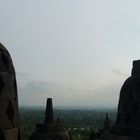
[44,98,54,124]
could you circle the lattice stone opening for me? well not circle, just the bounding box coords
[13,78,17,100]
[0,131,6,140]
[133,102,139,113]
[0,75,4,96]
[1,53,9,70]
[17,128,22,140]
[125,115,131,125]
[7,101,14,127]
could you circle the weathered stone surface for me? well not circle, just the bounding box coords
[100,60,140,140]
[0,43,23,140]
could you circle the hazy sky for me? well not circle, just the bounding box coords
[0,0,140,108]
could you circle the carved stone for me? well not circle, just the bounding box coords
[0,43,22,140]
[100,60,140,140]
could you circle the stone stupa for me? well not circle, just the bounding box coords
[30,98,70,140]
[101,60,140,140]
[0,43,23,140]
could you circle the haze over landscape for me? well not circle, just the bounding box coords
[0,0,140,108]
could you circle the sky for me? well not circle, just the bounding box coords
[0,0,140,108]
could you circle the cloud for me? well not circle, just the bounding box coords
[18,80,56,94]
[92,82,121,108]
[17,72,29,77]
[27,81,52,93]
[112,69,129,77]
[17,79,122,109]
[17,80,58,106]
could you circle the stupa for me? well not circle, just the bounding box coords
[0,43,22,140]
[30,98,70,140]
[101,60,140,140]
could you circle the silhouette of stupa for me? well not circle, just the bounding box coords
[30,98,70,140]
[100,60,140,140]
[0,43,23,140]
[45,98,54,124]
[102,113,111,131]
[89,128,97,140]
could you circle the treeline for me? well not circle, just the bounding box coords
[20,107,117,140]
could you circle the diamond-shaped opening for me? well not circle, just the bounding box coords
[133,102,139,113]
[0,131,6,140]
[128,92,133,100]
[116,114,120,125]
[0,75,4,96]
[1,53,9,70]
[17,129,22,140]
[125,115,131,125]
[7,101,14,127]
[122,103,127,110]
[13,78,17,100]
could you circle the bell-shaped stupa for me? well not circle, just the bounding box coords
[101,60,140,140]
[0,43,22,140]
